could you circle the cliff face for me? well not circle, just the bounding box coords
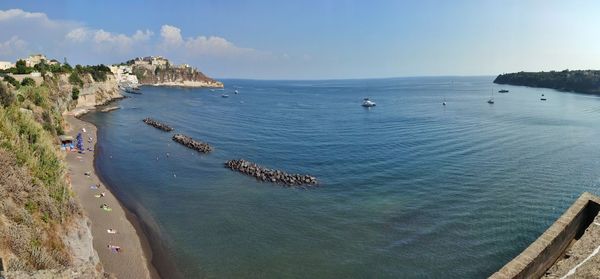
[43,72,122,115]
[132,63,223,88]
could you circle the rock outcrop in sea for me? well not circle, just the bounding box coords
[225,159,318,187]
[172,134,212,153]
[143,118,173,131]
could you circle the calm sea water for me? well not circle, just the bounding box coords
[83,76,600,278]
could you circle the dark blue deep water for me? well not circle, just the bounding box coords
[83,77,600,278]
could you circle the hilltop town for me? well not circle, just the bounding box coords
[112,55,223,88]
[1,54,223,90]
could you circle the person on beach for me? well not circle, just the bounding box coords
[107,244,121,253]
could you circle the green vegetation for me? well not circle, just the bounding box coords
[494,70,600,94]
[21,77,36,87]
[71,87,79,100]
[3,75,20,88]
[14,60,34,75]
[0,82,15,107]
[68,72,84,87]
[0,80,78,271]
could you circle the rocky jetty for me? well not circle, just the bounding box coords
[225,159,318,187]
[143,117,173,132]
[172,134,212,153]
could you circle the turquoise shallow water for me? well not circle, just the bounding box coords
[83,76,600,278]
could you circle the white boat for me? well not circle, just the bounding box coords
[234,90,239,94]
[222,94,229,98]
[487,89,494,104]
[362,98,376,107]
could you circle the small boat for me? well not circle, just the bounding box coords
[234,90,239,94]
[540,93,546,101]
[498,89,509,93]
[362,98,376,107]
[222,94,229,98]
[124,86,142,94]
[487,89,494,104]
[442,97,447,106]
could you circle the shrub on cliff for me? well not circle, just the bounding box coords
[68,72,84,87]
[3,75,20,88]
[0,82,15,107]
[21,77,36,87]
[83,64,111,82]
[71,87,79,100]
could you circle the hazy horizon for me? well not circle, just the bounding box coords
[1,0,600,79]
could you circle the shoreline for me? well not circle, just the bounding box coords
[64,110,156,278]
[89,110,184,279]
[140,82,224,88]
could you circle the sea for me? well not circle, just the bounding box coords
[82,76,600,278]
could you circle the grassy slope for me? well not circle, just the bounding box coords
[0,79,81,271]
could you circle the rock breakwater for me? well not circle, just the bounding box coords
[172,134,212,153]
[225,159,318,187]
[143,118,173,132]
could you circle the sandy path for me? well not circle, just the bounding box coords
[65,114,152,279]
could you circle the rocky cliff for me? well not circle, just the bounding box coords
[130,60,223,88]
[45,73,122,113]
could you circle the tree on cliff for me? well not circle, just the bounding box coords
[14,60,33,75]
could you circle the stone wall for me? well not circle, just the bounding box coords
[490,192,600,279]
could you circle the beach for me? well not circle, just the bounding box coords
[64,113,156,279]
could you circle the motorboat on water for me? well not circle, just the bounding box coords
[540,94,547,101]
[362,98,376,107]
[222,94,229,98]
[498,89,509,93]
[234,90,239,94]
[124,86,142,94]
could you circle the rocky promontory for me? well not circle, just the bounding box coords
[125,56,223,88]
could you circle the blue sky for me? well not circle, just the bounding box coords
[0,0,599,79]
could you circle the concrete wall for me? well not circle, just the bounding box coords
[490,192,600,279]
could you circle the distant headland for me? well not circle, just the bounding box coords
[113,55,224,88]
[494,70,600,94]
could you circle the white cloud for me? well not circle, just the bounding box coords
[133,29,153,41]
[0,9,283,78]
[66,28,88,42]
[0,36,27,56]
[159,24,259,59]
[0,9,46,21]
[160,24,183,47]
[184,35,254,56]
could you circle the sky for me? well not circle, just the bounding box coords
[0,0,599,79]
